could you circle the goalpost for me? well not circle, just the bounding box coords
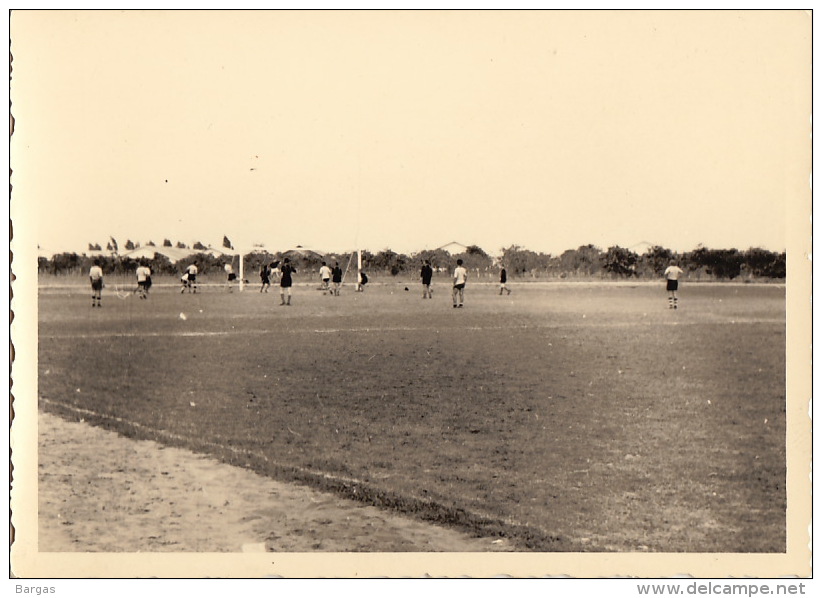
[340,249,362,290]
[239,251,245,292]
[235,244,360,292]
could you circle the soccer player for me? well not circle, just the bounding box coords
[499,264,511,295]
[182,262,198,293]
[89,259,104,307]
[279,257,296,305]
[663,260,684,309]
[224,261,237,292]
[319,261,332,295]
[270,261,281,285]
[136,262,152,299]
[420,259,433,299]
[331,262,343,296]
[260,262,271,293]
[357,270,368,292]
[452,259,468,308]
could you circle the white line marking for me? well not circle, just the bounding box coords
[39,319,785,340]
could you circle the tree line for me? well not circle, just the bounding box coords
[38,242,785,282]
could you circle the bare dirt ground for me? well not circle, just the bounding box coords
[37,411,515,552]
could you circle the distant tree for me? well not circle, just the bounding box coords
[146,253,175,275]
[106,242,114,251]
[163,239,173,247]
[176,241,188,249]
[373,249,408,275]
[501,245,534,276]
[559,245,602,276]
[51,252,82,274]
[146,240,156,246]
[88,243,102,251]
[242,251,276,275]
[222,235,234,250]
[688,247,743,280]
[193,241,207,251]
[742,247,786,279]
[125,239,135,250]
[359,250,374,270]
[602,246,639,277]
[109,237,118,252]
[640,245,675,276]
[768,252,787,278]
[412,248,451,271]
[454,245,493,273]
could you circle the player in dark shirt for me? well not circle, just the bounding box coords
[499,265,511,295]
[420,260,434,299]
[331,262,343,296]
[279,258,296,305]
[260,263,271,293]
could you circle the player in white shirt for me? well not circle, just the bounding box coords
[89,260,104,307]
[318,262,332,295]
[270,261,282,285]
[181,262,198,293]
[136,263,152,299]
[452,259,468,308]
[663,260,684,309]
[224,262,236,292]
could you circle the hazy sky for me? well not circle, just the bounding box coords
[11,10,810,256]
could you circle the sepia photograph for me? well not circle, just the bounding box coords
[9,9,812,580]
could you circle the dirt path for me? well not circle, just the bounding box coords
[38,411,514,552]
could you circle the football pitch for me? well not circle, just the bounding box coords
[37,278,787,552]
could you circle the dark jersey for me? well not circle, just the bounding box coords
[421,265,433,285]
[280,264,295,287]
[500,268,507,283]
[332,266,343,283]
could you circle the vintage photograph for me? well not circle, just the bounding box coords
[9,10,811,578]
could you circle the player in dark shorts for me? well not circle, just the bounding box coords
[182,262,198,293]
[279,258,296,305]
[89,259,104,307]
[260,263,271,293]
[499,264,511,295]
[357,270,368,292]
[420,260,433,299]
[664,261,684,309]
[331,262,343,296]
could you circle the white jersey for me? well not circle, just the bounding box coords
[187,264,198,276]
[89,266,103,281]
[136,266,151,282]
[319,265,332,279]
[453,266,468,285]
[664,265,684,280]
[224,264,233,274]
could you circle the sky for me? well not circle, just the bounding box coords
[11,10,811,257]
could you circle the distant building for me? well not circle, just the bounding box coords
[628,241,656,255]
[436,241,469,254]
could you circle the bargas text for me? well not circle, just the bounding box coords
[16,586,56,595]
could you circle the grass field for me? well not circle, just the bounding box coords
[37,276,787,552]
